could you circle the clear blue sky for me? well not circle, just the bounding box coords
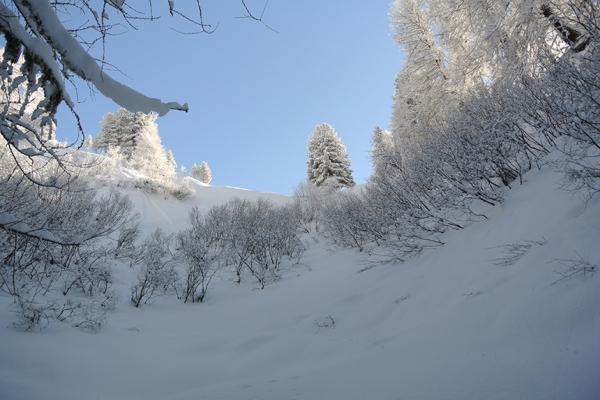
[56,1,402,194]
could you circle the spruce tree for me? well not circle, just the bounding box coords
[307,123,355,191]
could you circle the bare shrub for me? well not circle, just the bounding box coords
[292,181,324,234]
[130,228,179,307]
[488,238,547,267]
[551,251,596,284]
[176,207,224,303]
[0,184,137,331]
[179,198,307,290]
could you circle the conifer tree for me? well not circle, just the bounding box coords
[306,123,355,191]
[83,134,94,150]
[92,108,143,158]
[370,125,395,177]
[92,108,174,182]
[166,150,177,172]
[192,161,212,184]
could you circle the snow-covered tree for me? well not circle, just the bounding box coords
[92,108,145,158]
[315,0,599,264]
[388,0,594,162]
[370,125,395,177]
[390,0,449,117]
[92,108,175,182]
[0,47,58,158]
[0,0,274,179]
[83,134,94,150]
[0,1,189,180]
[307,123,356,191]
[128,120,175,183]
[192,161,212,184]
[166,150,177,172]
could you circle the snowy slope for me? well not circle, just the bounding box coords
[120,178,292,234]
[1,165,599,400]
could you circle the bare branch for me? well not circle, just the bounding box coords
[550,251,596,284]
[236,0,278,33]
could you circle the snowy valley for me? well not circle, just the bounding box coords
[1,159,599,400]
[2,1,600,399]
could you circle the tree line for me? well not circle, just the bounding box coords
[310,0,600,263]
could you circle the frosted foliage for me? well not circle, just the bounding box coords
[307,123,355,191]
[370,125,394,176]
[93,109,148,157]
[192,161,212,184]
[83,134,93,149]
[387,0,580,162]
[390,0,449,105]
[130,124,174,183]
[166,150,177,171]
[0,48,58,156]
[0,48,45,125]
[93,108,174,182]
[362,0,600,255]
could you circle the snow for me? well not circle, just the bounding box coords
[1,164,599,400]
[0,212,61,243]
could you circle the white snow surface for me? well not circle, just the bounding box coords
[1,165,599,400]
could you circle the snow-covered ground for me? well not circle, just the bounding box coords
[1,164,599,400]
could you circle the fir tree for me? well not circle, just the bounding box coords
[307,123,355,191]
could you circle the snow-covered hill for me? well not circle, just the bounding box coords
[1,164,599,400]
[119,177,293,234]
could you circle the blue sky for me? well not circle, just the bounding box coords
[56,1,402,194]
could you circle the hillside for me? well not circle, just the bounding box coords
[1,164,599,400]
